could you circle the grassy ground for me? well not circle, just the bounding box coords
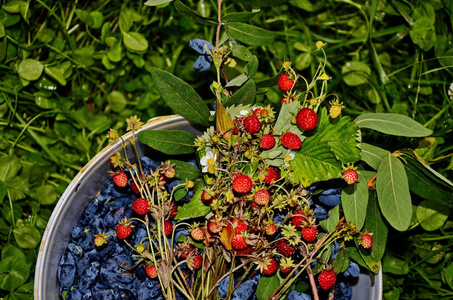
[0,0,452,299]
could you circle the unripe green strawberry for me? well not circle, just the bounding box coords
[280,132,302,150]
[113,172,128,187]
[94,232,109,247]
[131,197,149,215]
[254,189,270,206]
[329,104,343,118]
[296,107,318,131]
[277,73,295,91]
[318,269,336,290]
[243,115,261,134]
[232,173,253,194]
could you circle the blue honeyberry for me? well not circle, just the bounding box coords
[231,279,258,300]
[334,281,352,300]
[317,188,341,207]
[78,261,100,291]
[344,261,360,278]
[287,290,312,300]
[66,288,82,300]
[58,251,76,290]
[313,204,329,220]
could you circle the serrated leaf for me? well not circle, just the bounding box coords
[173,0,217,25]
[226,22,276,46]
[169,159,200,180]
[175,180,211,220]
[361,143,389,170]
[223,79,256,107]
[355,113,433,137]
[256,273,282,300]
[365,191,388,261]
[376,154,412,231]
[151,68,210,127]
[342,173,369,231]
[138,130,195,155]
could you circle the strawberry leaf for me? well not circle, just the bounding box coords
[175,180,211,220]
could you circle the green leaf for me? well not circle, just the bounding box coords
[107,41,122,62]
[144,0,173,6]
[107,91,127,112]
[376,154,412,231]
[17,59,43,81]
[402,153,453,205]
[223,12,258,23]
[0,256,30,291]
[223,79,256,107]
[319,201,340,233]
[355,113,433,137]
[256,273,282,300]
[416,200,450,231]
[0,155,21,182]
[341,61,371,86]
[122,32,149,53]
[175,180,211,220]
[0,180,6,204]
[245,55,259,78]
[36,28,55,43]
[295,52,312,70]
[341,173,369,231]
[225,73,248,87]
[289,108,360,186]
[226,22,276,46]
[170,159,200,180]
[445,263,453,290]
[173,0,217,25]
[138,130,195,155]
[231,0,290,8]
[360,143,389,170]
[274,101,300,134]
[13,225,41,249]
[410,17,436,51]
[231,43,253,61]
[34,185,58,205]
[365,191,388,261]
[332,248,350,273]
[382,254,409,275]
[150,68,210,127]
[44,66,67,86]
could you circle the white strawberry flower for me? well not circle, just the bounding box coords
[284,152,295,168]
[200,150,216,173]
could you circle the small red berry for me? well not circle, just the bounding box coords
[301,227,318,242]
[265,224,277,236]
[131,198,149,215]
[280,265,292,274]
[113,172,128,187]
[190,254,203,270]
[280,132,302,150]
[130,181,141,195]
[254,189,270,206]
[296,107,318,131]
[116,223,133,240]
[260,134,276,149]
[190,227,205,241]
[261,257,278,276]
[263,167,280,184]
[243,115,261,134]
[232,173,253,194]
[145,265,158,279]
[201,190,216,206]
[343,168,358,184]
[277,73,295,91]
[180,244,194,259]
[207,216,223,234]
[360,233,373,249]
[231,234,248,250]
[232,219,248,235]
[276,239,296,257]
[169,203,178,219]
[291,209,306,230]
[318,270,337,290]
[164,220,173,237]
[235,245,253,255]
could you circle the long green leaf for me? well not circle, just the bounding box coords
[173,0,217,25]
[376,154,412,231]
[169,159,200,180]
[226,22,276,46]
[361,143,389,170]
[151,68,210,127]
[365,191,388,261]
[137,130,195,155]
[223,79,256,107]
[342,173,369,231]
[355,113,433,137]
[256,274,282,300]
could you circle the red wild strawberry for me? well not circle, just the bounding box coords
[232,173,253,194]
[231,234,248,250]
[360,233,373,249]
[131,198,149,215]
[113,172,128,187]
[145,264,158,279]
[169,203,178,219]
[164,220,173,237]
[291,209,307,230]
[254,189,270,206]
[280,132,302,150]
[318,269,337,290]
[280,265,292,274]
[190,227,205,241]
[296,107,318,131]
[116,218,133,239]
[343,168,358,184]
[190,253,203,270]
[276,239,296,257]
[260,134,276,149]
[180,244,194,259]
[208,216,223,234]
[243,115,261,134]
[201,190,216,206]
[263,167,281,184]
[235,245,253,255]
[232,219,248,235]
[261,257,278,276]
[301,227,318,242]
[265,223,277,236]
[277,73,295,91]
[233,117,244,135]
[130,181,141,195]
